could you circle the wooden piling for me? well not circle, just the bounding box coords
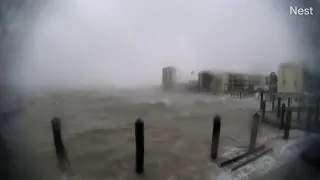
[262,100,266,122]
[306,107,312,131]
[260,92,264,110]
[284,108,292,140]
[315,98,319,122]
[280,103,286,129]
[297,106,301,123]
[277,97,281,119]
[135,118,144,174]
[211,115,221,160]
[300,97,304,107]
[51,117,69,172]
[288,98,291,107]
[249,112,260,152]
[272,95,275,111]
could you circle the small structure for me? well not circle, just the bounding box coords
[277,62,307,95]
[162,66,177,90]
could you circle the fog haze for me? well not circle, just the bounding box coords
[6,0,306,90]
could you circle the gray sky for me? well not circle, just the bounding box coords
[8,0,306,90]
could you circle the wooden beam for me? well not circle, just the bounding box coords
[230,148,273,172]
[217,144,265,167]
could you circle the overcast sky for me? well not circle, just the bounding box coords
[7,0,307,90]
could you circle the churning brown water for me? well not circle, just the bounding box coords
[5,88,293,180]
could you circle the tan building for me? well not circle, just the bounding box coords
[162,66,177,90]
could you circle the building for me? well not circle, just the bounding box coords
[227,72,247,91]
[195,70,267,93]
[162,66,177,90]
[210,72,265,93]
[198,71,214,92]
[277,62,307,94]
[209,72,245,93]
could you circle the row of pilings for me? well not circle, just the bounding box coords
[259,91,320,132]
[51,109,289,175]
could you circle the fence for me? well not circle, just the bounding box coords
[230,91,254,99]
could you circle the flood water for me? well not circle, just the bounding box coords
[3,88,283,180]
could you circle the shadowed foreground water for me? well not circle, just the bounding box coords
[3,89,304,180]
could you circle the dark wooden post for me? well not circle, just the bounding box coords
[277,97,281,119]
[297,106,301,123]
[249,112,260,152]
[51,117,69,172]
[300,97,305,107]
[306,107,312,131]
[280,103,286,129]
[284,108,292,140]
[260,92,264,110]
[211,116,221,160]
[269,92,272,101]
[262,100,266,122]
[135,119,144,174]
[287,98,291,107]
[315,98,319,122]
[272,95,275,111]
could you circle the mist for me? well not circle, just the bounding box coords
[6,0,307,90]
